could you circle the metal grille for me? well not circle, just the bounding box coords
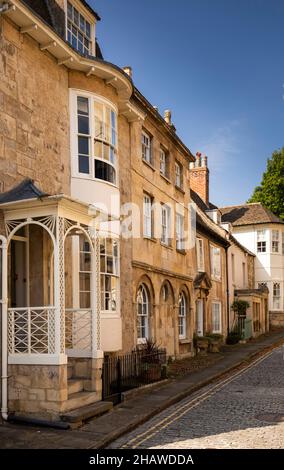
[8,307,56,354]
[65,308,92,355]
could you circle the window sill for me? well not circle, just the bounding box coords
[179,338,191,344]
[142,159,156,171]
[176,248,186,255]
[143,236,157,243]
[160,173,171,184]
[161,242,173,250]
[175,185,185,194]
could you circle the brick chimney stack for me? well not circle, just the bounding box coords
[189,152,209,206]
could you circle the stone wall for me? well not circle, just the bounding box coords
[0,16,70,231]
[8,364,67,420]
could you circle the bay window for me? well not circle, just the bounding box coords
[74,93,118,184]
[100,238,119,312]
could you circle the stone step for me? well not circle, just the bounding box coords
[62,391,99,413]
[68,379,84,396]
[60,401,113,424]
[67,364,73,380]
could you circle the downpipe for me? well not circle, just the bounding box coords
[0,235,8,421]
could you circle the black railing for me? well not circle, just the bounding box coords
[102,348,167,404]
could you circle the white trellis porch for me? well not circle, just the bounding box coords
[0,189,103,366]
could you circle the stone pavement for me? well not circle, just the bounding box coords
[0,330,283,449]
[109,347,284,449]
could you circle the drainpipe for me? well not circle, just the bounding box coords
[225,245,230,337]
[0,235,8,421]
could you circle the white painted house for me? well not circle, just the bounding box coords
[220,203,284,327]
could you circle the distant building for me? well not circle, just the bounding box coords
[220,203,284,327]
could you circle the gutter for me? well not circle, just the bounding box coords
[0,235,8,421]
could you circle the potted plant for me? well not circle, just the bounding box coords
[137,339,164,381]
[205,333,224,353]
[231,300,250,317]
[193,335,209,355]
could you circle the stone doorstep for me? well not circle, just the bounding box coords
[62,391,99,413]
[60,401,113,425]
[68,379,84,396]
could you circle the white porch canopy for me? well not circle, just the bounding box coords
[0,179,103,365]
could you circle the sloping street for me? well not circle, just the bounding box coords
[109,347,284,449]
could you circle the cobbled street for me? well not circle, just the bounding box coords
[108,347,284,449]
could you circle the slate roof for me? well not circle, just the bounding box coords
[219,203,284,226]
[0,179,47,204]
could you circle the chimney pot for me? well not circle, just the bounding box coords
[195,152,201,167]
[123,66,132,78]
[164,109,171,125]
[201,155,208,167]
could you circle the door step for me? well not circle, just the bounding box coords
[60,401,113,426]
[68,379,84,396]
[62,391,99,413]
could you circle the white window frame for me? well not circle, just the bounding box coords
[210,245,221,280]
[70,90,118,186]
[272,230,279,253]
[141,131,152,164]
[137,284,150,343]
[176,213,184,250]
[212,301,222,333]
[100,238,119,313]
[273,282,281,310]
[175,161,182,188]
[66,1,95,56]
[196,238,204,272]
[161,204,171,246]
[178,292,187,339]
[160,148,167,176]
[257,229,267,253]
[143,194,153,238]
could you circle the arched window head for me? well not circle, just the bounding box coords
[178,292,187,339]
[137,284,150,343]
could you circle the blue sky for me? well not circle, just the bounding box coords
[90,0,284,206]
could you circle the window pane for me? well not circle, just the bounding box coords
[78,115,89,134]
[95,160,116,184]
[78,155,89,174]
[78,136,89,155]
[80,292,90,309]
[74,8,79,26]
[80,14,85,32]
[80,252,91,272]
[86,22,91,38]
[77,97,89,115]
[67,2,73,20]
[94,141,103,159]
[100,256,106,273]
[79,273,90,291]
[72,34,77,49]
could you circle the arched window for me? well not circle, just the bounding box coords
[137,284,150,342]
[178,292,187,339]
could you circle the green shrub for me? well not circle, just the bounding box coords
[226,332,242,344]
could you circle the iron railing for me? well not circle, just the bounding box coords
[102,348,167,404]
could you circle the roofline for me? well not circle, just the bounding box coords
[133,87,195,163]
[80,0,101,21]
[229,220,284,227]
[229,234,255,256]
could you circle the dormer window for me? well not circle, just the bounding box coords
[67,1,94,56]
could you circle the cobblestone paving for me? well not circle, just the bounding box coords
[108,347,284,449]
